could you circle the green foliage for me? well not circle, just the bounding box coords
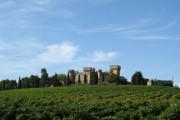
[109,74,120,83]
[49,73,63,87]
[0,80,17,90]
[18,77,22,89]
[131,71,148,85]
[109,74,128,85]
[0,85,179,120]
[57,74,67,84]
[152,80,173,87]
[118,76,128,85]
[66,73,71,86]
[21,75,40,88]
[40,68,49,87]
[90,68,98,85]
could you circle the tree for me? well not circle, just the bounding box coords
[84,74,87,84]
[53,73,59,86]
[131,71,145,85]
[66,73,71,86]
[91,68,98,84]
[0,80,17,90]
[34,75,40,88]
[117,76,128,85]
[40,68,49,87]
[152,80,173,87]
[29,75,40,88]
[78,74,81,84]
[57,74,67,85]
[10,80,17,89]
[1,80,5,90]
[18,77,22,89]
[109,74,120,83]
[21,77,30,88]
[50,73,63,87]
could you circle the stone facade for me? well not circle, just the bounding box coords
[98,69,103,83]
[75,72,81,84]
[110,65,121,76]
[83,67,92,84]
[71,65,121,85]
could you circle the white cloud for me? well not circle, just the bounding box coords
[76,51,119,66]
[38,41,78,64]
[0,40,119,79]
[92,51,119,62]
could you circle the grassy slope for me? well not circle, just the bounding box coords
[0,85,180,120]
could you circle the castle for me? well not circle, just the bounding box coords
[68,65,121,84]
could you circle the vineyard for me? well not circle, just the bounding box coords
[0,85,180,120]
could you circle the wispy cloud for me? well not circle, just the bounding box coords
[124,21,176,34]
[0,0,76,31]
[74,19,151,34]
[59,0,114,4]
[127,35,180,41]
[33,0,50,5]
[73,18,179,41]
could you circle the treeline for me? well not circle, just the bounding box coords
[109,74,128,85]
[131,71,173,87]
[110,71,173,87]
[151,80,173,87]
[0,80,17,90]
[0,69,174,90]
[0,68,67,90]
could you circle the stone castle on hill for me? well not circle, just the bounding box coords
[68,65,121,84]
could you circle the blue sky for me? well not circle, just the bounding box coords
[0,0,180,85]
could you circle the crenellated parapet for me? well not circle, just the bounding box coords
[70,65,121,84]
[110,65,121,76]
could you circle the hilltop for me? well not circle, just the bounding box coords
[0,85,180,120]
[0,66,174,91]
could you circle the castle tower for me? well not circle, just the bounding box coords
[68,69,76,84]
[110,65,121,76]
[83,67,92,84]
[98,69,103,83]
[75,71,81,84]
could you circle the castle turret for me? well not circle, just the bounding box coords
[83,67,92,84]
[98,69,103,83]
[110,65,121,76]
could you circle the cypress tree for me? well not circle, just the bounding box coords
[18,77,22,89]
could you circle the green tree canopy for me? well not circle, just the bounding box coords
[40,68,49,87]
[131,71,146,85]
[109,74,120,83]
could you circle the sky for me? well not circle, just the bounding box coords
[0,0,180,85]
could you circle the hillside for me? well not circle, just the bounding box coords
[0,85,180,120]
